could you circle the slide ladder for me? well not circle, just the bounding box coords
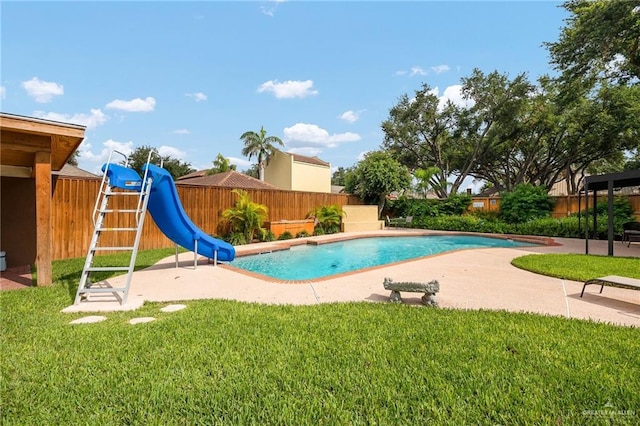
[74,151,153,305]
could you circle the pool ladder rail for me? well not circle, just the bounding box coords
[73,150,157,306]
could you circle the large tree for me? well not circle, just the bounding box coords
[240,126,284,181]
[381,83,459,198]
[127,145,195,180]
[344,151,412,217]
[546,0,640,94]
[382,69,533,197]
[206,153,236,175]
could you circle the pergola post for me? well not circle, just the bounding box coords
[34,150,52,285]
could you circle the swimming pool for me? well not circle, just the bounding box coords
[229,235,533,281]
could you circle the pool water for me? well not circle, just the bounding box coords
[230,235,533,281]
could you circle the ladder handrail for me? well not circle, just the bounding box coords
[136,150,163,224]
[92,150,129,226]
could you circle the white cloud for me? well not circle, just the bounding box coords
[228,156,251,168]
[261,0,285,16]
[395,70,408,76]
[173,129,191,135]
[257,80,318,99]
[32,108,108,130]
[105,96,156,112]
[338,110,360,123]
[430,85,474,110]
[357,151,371,162]
[158,145,187,160]
[22,77,64,103]
[186,92,207,102]
[287,147,322,157]
[0,86,5,99]
[431,64,450,74]
[78,138,135,173]
[410,66,427,76]
[283,123,361,149]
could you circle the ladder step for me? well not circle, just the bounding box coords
[104,191,146,196]
[91,246,135,251]
[79,287,127,294]
[98,209,143,213]
[97,227,139,231]
[85,267,131,272]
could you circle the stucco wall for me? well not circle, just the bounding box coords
[264,151,292,190]
[291,161,331,193]
[341,205,384,232]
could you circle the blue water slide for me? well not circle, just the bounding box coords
[102,163,235,262]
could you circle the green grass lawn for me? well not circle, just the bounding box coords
[512,253,640,282]
[2,251,639,424]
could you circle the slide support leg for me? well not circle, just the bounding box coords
[194,239,198,269]
[175,244,179,269]
[213,249,218,267]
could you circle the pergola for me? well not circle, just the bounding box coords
[581,169,640,256]
[0,112,86,285]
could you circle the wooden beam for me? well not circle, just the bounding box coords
[0,130,52,152]
[34,151,52,286]
[1,114,85,139]
[0,165,32,178]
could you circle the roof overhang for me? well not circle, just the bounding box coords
[0,112,86,178]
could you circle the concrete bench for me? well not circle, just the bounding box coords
[581,275,640,297]
[383,277,439,306]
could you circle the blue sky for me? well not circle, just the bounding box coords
[2,1,568,179]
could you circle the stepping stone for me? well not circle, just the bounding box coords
[69,316,107,324]
[129,317,156,325]
[160,304,186,313]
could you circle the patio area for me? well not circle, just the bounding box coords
[57,230,640,327]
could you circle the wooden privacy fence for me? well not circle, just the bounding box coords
[52,177,362,260]
[470,195,640,219]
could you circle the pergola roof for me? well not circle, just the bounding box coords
[0,112,86,177]
[584,169,640,192]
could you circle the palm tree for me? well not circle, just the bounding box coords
[222,189,268,243]
[240,126,284,181]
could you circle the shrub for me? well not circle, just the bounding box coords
[278,231,294,240]
[222,189,268,242]
[308,204,344,235]
[389,194,472,218]
[312,227,325,236]
[296,230,310,238]
[499,184,555,224]
[260,230,276,242]
[224,232,247,246]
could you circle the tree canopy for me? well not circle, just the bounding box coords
[344,151,411,217]
[546,0,640,92]
[207,153,236,175]
[127,145,194,180]
[240,126,284,181]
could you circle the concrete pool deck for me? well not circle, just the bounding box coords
[62,230,640,327]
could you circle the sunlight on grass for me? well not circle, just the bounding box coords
[2,288,639,423]
[511,253,640,282]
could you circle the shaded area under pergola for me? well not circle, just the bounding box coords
[580,169,640,256]
[0,112,85,285]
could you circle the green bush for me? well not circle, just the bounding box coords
[224,232,247,246]
[260,230,276,242]
[499,184,555,224]
[222,189,268,242]
[390,194,472,218]
[308,204,344,235]
[278,231,294,240]
[295,230,310,238]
